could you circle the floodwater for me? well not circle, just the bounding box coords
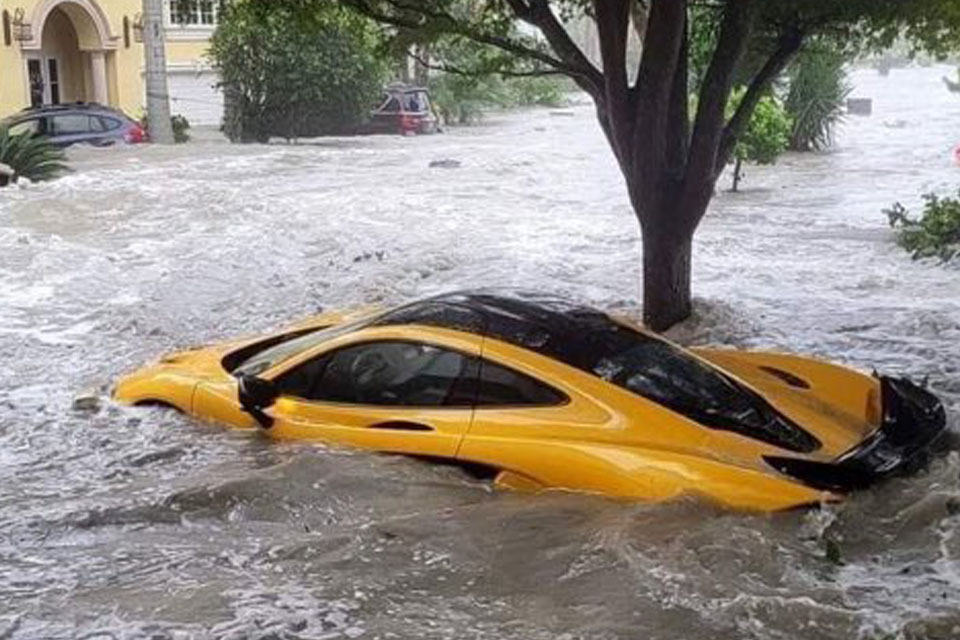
[1,65,959,639]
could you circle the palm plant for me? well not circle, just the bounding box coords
[0,128,68,186]
[785,44,852,151]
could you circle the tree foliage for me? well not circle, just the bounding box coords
[726,89,792,191]
[886,192,960,262]
[210,0,388,142]
[342,0,960,329]
[0,128,68,186]
[426,36,569,124]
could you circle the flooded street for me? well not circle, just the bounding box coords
[2,65,959,639]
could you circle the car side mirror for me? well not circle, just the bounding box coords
[237,375,279,429]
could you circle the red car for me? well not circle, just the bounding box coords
[366,85,439,135]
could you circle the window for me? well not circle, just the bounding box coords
[100,116,122,131]
[199,0,216,25]
[47,59,60,105]
[277,341,473,407]
[8,119,40,136]
[51,114,93,135]
[27,59,43,107]
[169,0,218,27]
[379,96,401,113]
[475,360,566,407]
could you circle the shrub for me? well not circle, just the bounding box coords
[139,113,191,143]
[210,0,387,142]
[0,128,68,186]
[171,114,191,143]
[726,89,792,191]
[784,44,851,151]
[885,191,960,262]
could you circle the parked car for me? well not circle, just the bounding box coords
[114,290,947,511]
[365,84,439,135]
[0,102,147,147]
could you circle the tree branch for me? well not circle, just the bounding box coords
[665,17,690,177]
[346,1,567,74]
[515,0,604,96]
[594,0,632,166]
[347,0,603,96]
[630,0,687,212]
[680,0,754,224]
[408,52,565,79]
[715,26,804,171]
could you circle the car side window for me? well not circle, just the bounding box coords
[100,116,122,131]
[277,341,472,407]
[475,360,567,407]
[51,114,92,135]
[8,119,39,136]
[381,96,401,113]
[89,116,106,132]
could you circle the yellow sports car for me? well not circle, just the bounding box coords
[114,290,947,511]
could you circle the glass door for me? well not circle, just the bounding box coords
[27,59,44,107]
[47,59,60,104]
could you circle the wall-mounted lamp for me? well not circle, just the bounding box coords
[132,13,144,43]
[12,7,33,42]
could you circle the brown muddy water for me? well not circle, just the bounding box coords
[1,65,959,639]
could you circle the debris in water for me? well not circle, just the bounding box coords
[824,538,844,565]
[428,159,461,169]
[71,390,101,413]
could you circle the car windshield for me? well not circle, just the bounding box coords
[230,317,373,377]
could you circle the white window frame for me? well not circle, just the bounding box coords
[165,0,219,31]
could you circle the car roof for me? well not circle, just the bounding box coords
[372,289,652,369]
[12,102,127,119]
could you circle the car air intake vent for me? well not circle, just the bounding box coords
[758,366,810,389]
[763,456,873,492]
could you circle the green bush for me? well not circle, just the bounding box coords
[0,128,68,186]
[726,89,793,191]
[210,0,387,142]
[785,44,851,151]
[171,114,191,143]
[139,113,191,143]
[885,191,960,262]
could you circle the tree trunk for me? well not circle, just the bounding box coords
[642,227,693,332]
[414,44,430,85]
[731,156,742,192]
[142,0,175,144]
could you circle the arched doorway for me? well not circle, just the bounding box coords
[21,0,116,107]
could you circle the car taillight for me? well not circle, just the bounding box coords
[125,125,146,143]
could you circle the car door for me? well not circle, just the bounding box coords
[266,338,481,458]
[458,343,643,493]
[48,113,95,147]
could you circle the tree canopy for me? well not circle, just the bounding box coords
[343,0,960,330]
[210,0,387,142]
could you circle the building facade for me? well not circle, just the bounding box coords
[0,0,222,124]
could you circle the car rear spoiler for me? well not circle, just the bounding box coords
[764,376,947,493]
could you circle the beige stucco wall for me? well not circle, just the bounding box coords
[0,7,28,114]
[166,38,211,65]
[0,0,212,120]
